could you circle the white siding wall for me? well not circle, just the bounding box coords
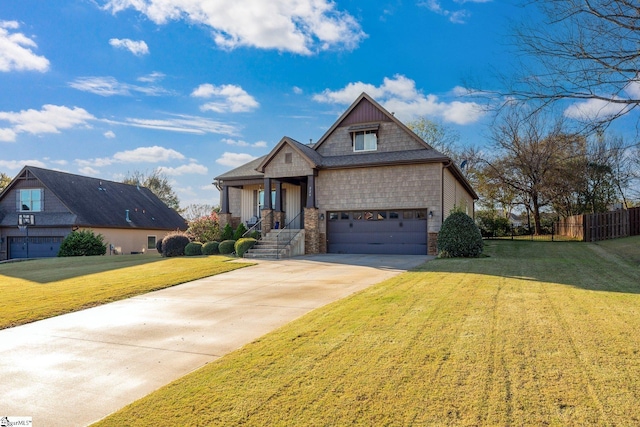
[238,183,302,227]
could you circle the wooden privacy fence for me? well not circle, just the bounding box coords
[555,207,640,242]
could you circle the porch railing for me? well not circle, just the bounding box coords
[242,210,274,240]
[274,211,303,259]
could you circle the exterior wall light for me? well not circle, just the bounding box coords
[319,213,325,221]
[428,210,434,219]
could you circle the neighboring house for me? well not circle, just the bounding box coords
[214,93,477,256]
[0,166,187,260]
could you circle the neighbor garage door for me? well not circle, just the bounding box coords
[327,209,428,255]
[9,236,64,259]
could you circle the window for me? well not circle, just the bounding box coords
[147,235,157,250]
[353,130,377,152]
[285,153,292,164]
[257,190,277,216]
[18,189,42,212]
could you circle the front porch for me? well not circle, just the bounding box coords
[217,174,323,256]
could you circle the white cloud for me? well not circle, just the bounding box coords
[563,99,629,121]
[76,156,113,168]
[158,162,208,176]
[109,38,149,56]
[102,0,365,55]
[192,84,259,113]
[112,145,185,163]
[69,76,171,96]
[0,104,95,142]
[0,128,17,142]
[137,71,165,83]
[222,138,267,148]
[418,0,473,24]
[293,86,303,95]
[314,75,485,125]
[0,159,47,169]
[78,166,100,176]
[105,113,238,135]
[216,152,257,167]
[75,146,192,173]
[0,20,50,72]
[104,130,116,138]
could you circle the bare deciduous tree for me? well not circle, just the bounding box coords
[507,0,640,128]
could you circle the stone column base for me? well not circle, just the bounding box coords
[273,211,285,229]
[219,213,233,230]
[428,232,439,256]
[261,209,274,235]
[304,207,320,254]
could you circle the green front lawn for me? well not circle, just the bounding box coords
[0,254,250,329]
[94,237,640,426]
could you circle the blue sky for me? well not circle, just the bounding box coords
[2,0,625,208]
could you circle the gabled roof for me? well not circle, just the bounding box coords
[212,93,478,200]
[313,92,433,152]
[214,155,266,181]
[0,166,187,230]
[255,136,322,173]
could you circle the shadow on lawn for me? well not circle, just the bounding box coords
[0,254,166,284]
[416,238,640,294]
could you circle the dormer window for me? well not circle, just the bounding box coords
[353,130,377,152]
[350,123,379,152]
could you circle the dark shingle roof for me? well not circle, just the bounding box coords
[320,149,449,168]
[215,155,266,180]
[215,148,448,180]
[20,167,187,230]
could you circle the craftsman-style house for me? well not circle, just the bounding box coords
[0,166,186,260]
[214,93,477,256]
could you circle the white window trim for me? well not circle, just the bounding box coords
[352,130,377,152]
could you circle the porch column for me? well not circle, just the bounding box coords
[218,184,232,229]
[306,174,316,208]
[274,180,282,212]
[263,177,272,210]
[273,180,285,229]
[220,185,230,214]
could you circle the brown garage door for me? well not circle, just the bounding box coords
[327,210,428,255]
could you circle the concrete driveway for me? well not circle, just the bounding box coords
[0,254,429,426]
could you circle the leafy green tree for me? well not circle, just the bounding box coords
[58,230,107,257]
[0,172,11,193]
[123,169,180,211]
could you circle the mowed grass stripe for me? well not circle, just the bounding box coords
[90,237,640,426]
[0,255,250,329]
